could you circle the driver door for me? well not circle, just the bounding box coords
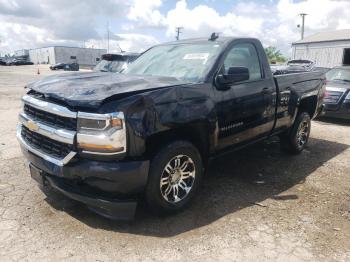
[216,41,275,148]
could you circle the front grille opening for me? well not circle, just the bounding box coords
[24,104,77,131]
[21,125,74,159]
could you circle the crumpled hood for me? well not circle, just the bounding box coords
[27,71,188,109]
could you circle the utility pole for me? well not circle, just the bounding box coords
[175,27,183,41]
[107,21,110,53]
[299,13,307,40]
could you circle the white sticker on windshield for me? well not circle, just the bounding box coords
[183,53,209,64]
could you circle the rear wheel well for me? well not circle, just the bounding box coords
[298,96,317,118]
[145,126,210,161]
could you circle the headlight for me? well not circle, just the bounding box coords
[77,112,126,155]
[77,112,123,131]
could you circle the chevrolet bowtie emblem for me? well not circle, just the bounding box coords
[27,120,39,132]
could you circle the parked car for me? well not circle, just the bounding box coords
[17,36,325,219]
[13,60,34,66]
[94,53,139,73]
[287,59,315,71]
[271,60,321,75]
[50,62,79,71]
[5,58,33,66]
[64,63,79,71]
[321,66,350,119]
[50,63,65,70]
[5,58,14,66]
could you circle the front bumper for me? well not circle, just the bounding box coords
[19,140,149,220]
[44,174,138,220]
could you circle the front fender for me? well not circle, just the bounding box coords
[118,84,217,157]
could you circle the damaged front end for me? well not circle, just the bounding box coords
[17,89,152,220]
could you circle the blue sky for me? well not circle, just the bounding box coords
[1,0,350,56]
[104,0,278,42]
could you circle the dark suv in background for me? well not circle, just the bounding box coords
[322,66,350,119]
[94,53,139,73]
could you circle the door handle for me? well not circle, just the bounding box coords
[261,87,269,94]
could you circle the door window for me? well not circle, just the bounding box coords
[223,43,262,81]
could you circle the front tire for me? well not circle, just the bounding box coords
[145,140,202,214]
[280,112,311,154]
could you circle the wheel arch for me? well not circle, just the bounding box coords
[144,123,211,161]
[298,95,318,118]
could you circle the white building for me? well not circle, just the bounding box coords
[292,29,350,68]
[28,46,106,66]
[14,49,29,57]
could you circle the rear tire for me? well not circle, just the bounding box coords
[280,112,311,155]
[145,140,202,214]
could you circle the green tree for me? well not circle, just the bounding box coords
[264,46,287,64]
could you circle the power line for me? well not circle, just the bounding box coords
[175,27,183,41]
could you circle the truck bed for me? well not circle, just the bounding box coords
[274,71,325,96]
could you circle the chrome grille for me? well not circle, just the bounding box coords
[21,125,74,159]
[18,95,77,166]
[24,103,77,131]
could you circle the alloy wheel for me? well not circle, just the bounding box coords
[296,120,309,148]
[159,154,196,203]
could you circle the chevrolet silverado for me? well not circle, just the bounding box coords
[18,36,325,219]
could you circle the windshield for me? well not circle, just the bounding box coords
[326,68,350,82]
[123,43,222,82]
[94,60,125,73]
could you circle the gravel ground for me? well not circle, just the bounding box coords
[0,65,349,261]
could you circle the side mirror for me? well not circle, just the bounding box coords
[216,67,250,90]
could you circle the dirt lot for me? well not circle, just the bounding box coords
[0,65,349,261]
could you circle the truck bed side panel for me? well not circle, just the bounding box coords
[273,71,325,132]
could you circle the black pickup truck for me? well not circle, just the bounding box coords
[18,36,325,219]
